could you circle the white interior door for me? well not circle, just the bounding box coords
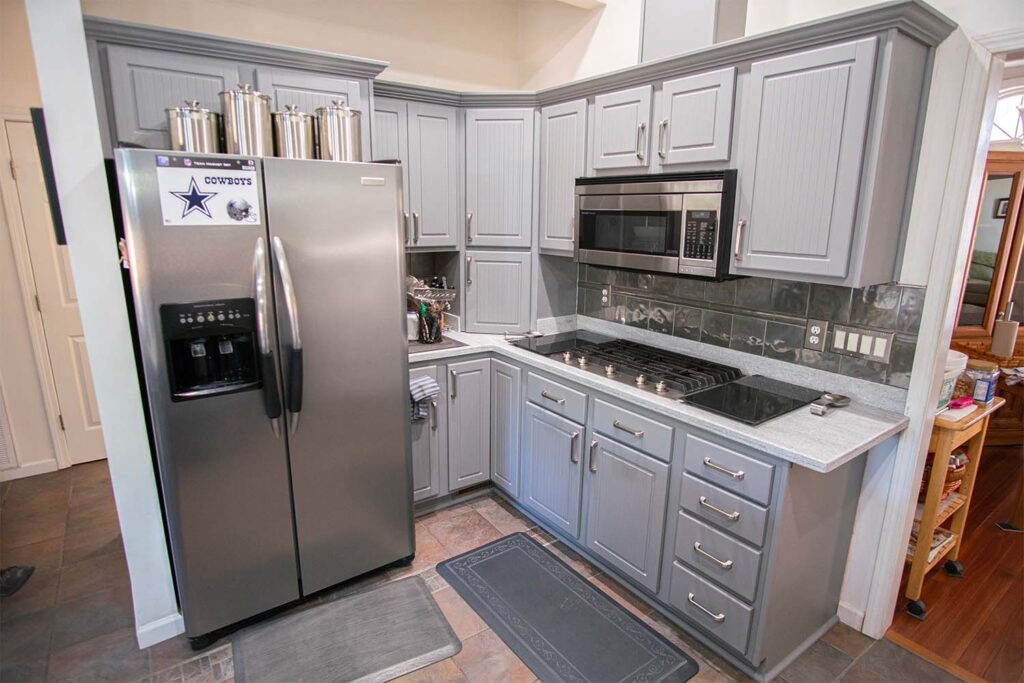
[5,120,105,465]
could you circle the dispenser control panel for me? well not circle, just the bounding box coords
[161,298,256,337]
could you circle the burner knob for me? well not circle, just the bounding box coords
[562,351,573,363]
[655,380,668,393]
[635,373,647,387]
[604,364,616,377]
[577,356,589,368]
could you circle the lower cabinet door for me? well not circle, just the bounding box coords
[448,359,491,491]
[409,365,445,502]
[584,436,669,592]
[490,360,522,498]
[522,404,584,537]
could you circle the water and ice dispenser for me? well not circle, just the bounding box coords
[160,298,261,401]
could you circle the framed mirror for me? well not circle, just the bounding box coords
[954,151,1024,338]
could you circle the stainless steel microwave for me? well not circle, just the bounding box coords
[575,171,737,280]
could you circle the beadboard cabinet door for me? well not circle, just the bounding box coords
[371,97,411,242]
[407,103,459,248]
[732,38,877,279]
[447,359,491,491]
[657,68,736,166]
[591,85,653,171]
[522,404,584,538]
[105,45,240,149]
[539,100,587,256]
[465,109,534,248]
[464,250,532,334]
[490,360,523,498]
[409,364,446,502]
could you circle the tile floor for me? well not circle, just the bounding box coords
[0,463,964,683]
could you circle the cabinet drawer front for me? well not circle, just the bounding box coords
[683,434,774,505]
[592,399,673,462]
[669,561,754,655]
[674,512,762,603]
[680,474,768,547]
[527,372,587,423]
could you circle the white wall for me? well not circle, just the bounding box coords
[0,0,42,110]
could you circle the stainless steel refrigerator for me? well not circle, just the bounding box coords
[115,149,414,640]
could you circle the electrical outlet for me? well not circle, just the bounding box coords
[804,319,828,351]
[830,324,894,363]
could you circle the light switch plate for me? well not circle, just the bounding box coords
[804,319,828,351]
[830,324,893,364]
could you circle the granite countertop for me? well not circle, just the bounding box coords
[408,330,909,474]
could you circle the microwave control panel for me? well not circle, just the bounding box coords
[682,210,718,261]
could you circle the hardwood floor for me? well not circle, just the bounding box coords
[889,445,1024,682]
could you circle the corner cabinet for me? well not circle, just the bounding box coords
[522,403,584,538]
[539,100,587,256]
[490,360,522,497]
[408,364,447,502]
[447,359,491,491]
[464,250,532,334]
[465,109,535,248]
[591,85,653,171]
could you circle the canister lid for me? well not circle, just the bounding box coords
[966,359,999,371]
[272,104,312,119]
[218,83,270,100]
[166,99,212,114]
[315,99,360,116]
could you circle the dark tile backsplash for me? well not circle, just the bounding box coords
[577,265,923,387]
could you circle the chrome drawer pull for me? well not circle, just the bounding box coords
[613,419,644,438]
[687,592,726,623]
[734,219,746,260]
[703,457,745,480]
[570,431,580,464]
[589,439,598,473]
[694,542,733,570]
[430,400,437,431]
[541,390,566,405]
[699,496,740,521]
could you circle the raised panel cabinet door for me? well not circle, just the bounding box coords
[408,103,459,248]
[464,250,532,334]
[409,365,446,502]
[733,37,878,279]
[522,404,584,537]
[657,67,736,166]
[465,108,534,248]
[105,45,240,149]
[592,85,653,170]
[447,358,491,491]
[490,360,523,498]
[371,98,411,242]
[584,436,669,592]
[539,100,587,255]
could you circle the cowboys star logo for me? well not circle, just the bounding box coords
[170,178,217,219]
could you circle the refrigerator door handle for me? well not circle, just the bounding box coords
[271,236,303,435]
[253,237,282,436]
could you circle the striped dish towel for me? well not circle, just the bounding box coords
[410,375,440,421]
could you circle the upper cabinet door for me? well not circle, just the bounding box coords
[657,67,736,166]
[465,109,535,248]
[254,68,363,112]
[539,100,587,256]
[408,103,459,248]
[105,46,240,149]
[591,85,653,171]
[371,97,410,242]
[733,38,877,279]
[464,250,532,334]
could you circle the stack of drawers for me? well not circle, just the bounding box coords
[667,433,775,655]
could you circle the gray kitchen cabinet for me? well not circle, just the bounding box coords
[464,250,532,334]
[522,404,584,538]
[656,68,735,166]
[254,68,362,114]
[447,358,491,491]
[583,435,669,592]
[538,100,587,256]
[407,103,459,248]
[104,45,240,149]
[409,364,447,502]
[465,109,534,248]
[490,360,522,498]
[591,85,653,171]
[371,97,411,241]
[732,38,878,281]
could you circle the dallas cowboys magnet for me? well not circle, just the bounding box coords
[155,156,260,226]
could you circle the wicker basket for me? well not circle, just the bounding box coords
[918,451,968,502]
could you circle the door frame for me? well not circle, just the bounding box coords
[0,109,72,470]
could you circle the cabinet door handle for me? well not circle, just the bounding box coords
[450,370,457,400]
[412,212,420,243]
[699,495,740,521]
[635,122,647,161]
[570,431,580,464]
[466,212,473,242]
[703,457,745,480]
[687,592,726,623]
[430,400,437,431]
[403,211,411,244]
[734,219,746,261]
[466,256,472,286]
[589,439,598,473]
[541,390,565,405]
[612,419,644,438]
[657,119,668,159]
[694,542,733,569]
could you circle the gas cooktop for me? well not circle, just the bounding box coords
[511,331,823,425]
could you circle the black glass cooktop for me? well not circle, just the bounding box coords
[682,375,823,425]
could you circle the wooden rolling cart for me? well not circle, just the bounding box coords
[904,397,1006,620]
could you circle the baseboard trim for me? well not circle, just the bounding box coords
[838,600,865,631]
[136,612,185,649]
[0,460,60,482]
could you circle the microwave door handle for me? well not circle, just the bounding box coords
[253,237,282,436]
[271,236,303,435]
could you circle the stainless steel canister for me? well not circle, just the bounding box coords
[219,83,272,156]
[315,100,362,161]
[165,100,221,153]
[271,105,316,159]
